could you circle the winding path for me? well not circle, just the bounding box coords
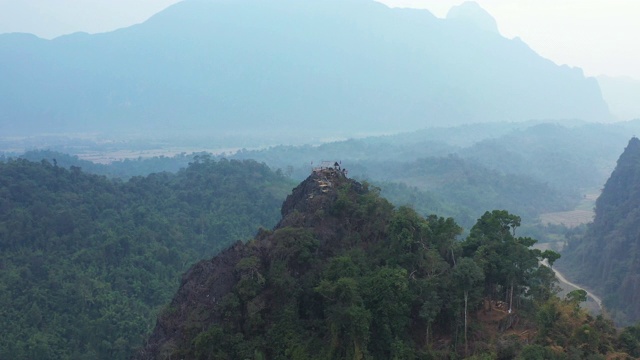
[546,263,603,310]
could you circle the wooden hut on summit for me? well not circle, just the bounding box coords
[310,161,348,194]
[312,161,347,179]
[312,160,347,177]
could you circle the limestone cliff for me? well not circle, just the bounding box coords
[561,137,640,324]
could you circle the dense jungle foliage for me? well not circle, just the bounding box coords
[140,174,640,359]
[0,157,294,359]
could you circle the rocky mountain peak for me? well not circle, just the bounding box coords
[278,163,363,224]
[614,136,640,168]
[135,169,381,359]
[446,1,499,34]
[593,136,640,224]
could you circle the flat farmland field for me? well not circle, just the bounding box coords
[539,209,594,227]
[539,191,598,228]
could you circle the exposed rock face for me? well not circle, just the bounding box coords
[278,167,363,227]
[137,241,251,360]
[136,169,371,359]
[561,137,640,324]
[280,168,344,221]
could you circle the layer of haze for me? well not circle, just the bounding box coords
[0,0,179,38]
[0,0,638,80]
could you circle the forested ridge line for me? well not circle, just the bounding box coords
[138,171,640,359]
[0,157,294,359]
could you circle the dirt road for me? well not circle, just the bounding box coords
[546,263,603,310]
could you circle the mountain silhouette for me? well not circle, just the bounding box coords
[0,0,611,139]
[446,1,499,34]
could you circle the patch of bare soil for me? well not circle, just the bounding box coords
[475,300,536,344]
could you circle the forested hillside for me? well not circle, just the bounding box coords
[10,144,579,232]
[0,157,294,359]
[138,169,640,359]
[230,120,640,191]
[561,137,640,325]
[13,120,640,235]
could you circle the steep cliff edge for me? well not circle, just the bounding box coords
[561,137,640,324]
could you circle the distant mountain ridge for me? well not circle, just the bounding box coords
[1,0,610,139]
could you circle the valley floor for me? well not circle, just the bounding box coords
[539,191,598,227]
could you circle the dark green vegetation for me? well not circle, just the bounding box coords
[4,123,640,358]
[562,137,640,325]
[138,171,639,359]
[0,157,294,359]
[0,0,609,140]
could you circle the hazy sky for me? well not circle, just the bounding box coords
[0,0,638,80]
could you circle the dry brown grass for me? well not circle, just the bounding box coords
[539,210,594,228]
[539,190,599,228]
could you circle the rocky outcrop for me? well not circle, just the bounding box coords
[136,169,369,359]
[137,241,250,360]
